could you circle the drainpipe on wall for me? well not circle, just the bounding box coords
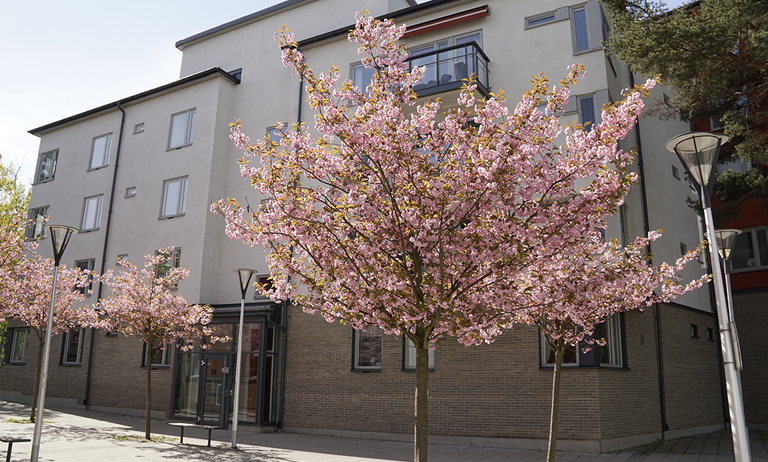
[83,101,126,407]
[277,55,303,431]
[628,70,670,438]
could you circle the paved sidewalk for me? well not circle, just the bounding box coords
[0,401,765,461]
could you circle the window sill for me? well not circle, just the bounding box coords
[166,143,193,151]
[141,365,171,370]
[3,362,26,366]
[87,166,108,172]
[32,179,55,186]
[158,213,185,220]
[730,267,768,274]
[60,363,82,367]
[351,368,382,373]
[80,228,100,233]
[401,368,435,372]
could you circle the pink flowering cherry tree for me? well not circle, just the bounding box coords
[0,211,38,294]
[516,232,709,462]
[213,13,664,462]
[95,248,218,440]
[0,252,95,422]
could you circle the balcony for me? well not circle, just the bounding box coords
[408,42,490,98]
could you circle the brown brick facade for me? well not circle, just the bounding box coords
[733,290,768,426]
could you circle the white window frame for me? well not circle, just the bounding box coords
[143,342,172,367]
[168,109,196,149]
[81,195,104,231]
[351,62,376,95]
[75,259,95,295]
[266,125,284,145]
[125,186,137,198]
[730,226,768,273]
[133,123,145,134]
[8,328,29,363]
[155,248,181,283]
[596,316,623,367]
[26,206,49,240]
[35,149,58,184]
[540,335,579,367]
[526,11,557,28]
[61,328,84,365]
[403,337,435,370]
[88,133,112,170]
[353,326,382,370]
[160,176,188,218]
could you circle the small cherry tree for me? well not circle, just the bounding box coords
[213,13,660,462]
[95,248,216,440]
[0,211,38,290]
[517,232,709,462]
[0,252,95,422]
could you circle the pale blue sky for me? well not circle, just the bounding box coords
[0,0,690,186]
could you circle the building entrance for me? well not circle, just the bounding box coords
[172,319,280,428]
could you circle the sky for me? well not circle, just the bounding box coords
[0,0,689,187]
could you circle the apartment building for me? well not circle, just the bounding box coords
[1,0,731,451]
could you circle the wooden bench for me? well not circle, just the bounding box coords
[167,423,218,447]
[0,437,30,462]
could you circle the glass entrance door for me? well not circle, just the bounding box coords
[198,352,231,428]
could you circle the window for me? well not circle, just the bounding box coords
[408,31,484,91]
[526,12,556,27]
[707,327,715,341]
[75,259,95,295]
[160,176,188,218]
[353,326,382,370]
[156,248,181,281]
[572,6,590,52]
[619,204,629,246]
[117,254,127,265]
[680,242,688,255]
[6,328,29,363]
[133,123,145,134]
[253,275,274,299]
[61,328,84,364]
[672,165,680,179]
[578,95,596,131]
[125,186,136,198]
[691,324,699,339]
[35,149,58,183]
[267,126,284,144]
[403,337,435,370]
[540,316,624,368]
[26,206,49,239]
[717,157,753,175]
[352,63,376,94]
[81,195,103,231]
[594,316,623,367]
[168,109,195,149]
[730,227,768,272]
[89,133,112,170]
[142,342,171,366]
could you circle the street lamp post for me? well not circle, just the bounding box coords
[714,229,743,371]
[231,268,257,449]
[31,224,78,462]
[666,133,751,462]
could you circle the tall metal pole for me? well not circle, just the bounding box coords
[703,206,751,462]
[30,265,59,462]
[231,294,246,448]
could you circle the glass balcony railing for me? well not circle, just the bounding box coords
[407,42,490,97]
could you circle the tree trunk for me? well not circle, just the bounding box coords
[414,340,429,462]
[547,345,565,462]
[30,336,44,422]
[145,340,152,440]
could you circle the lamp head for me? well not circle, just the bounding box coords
[665,132,729,205]
[714,229,742,262]
[44,224,79,266]
[233,268,257,298]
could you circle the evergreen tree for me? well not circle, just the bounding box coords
[603,0,768,218]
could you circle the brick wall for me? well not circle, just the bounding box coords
[733,290,768,426]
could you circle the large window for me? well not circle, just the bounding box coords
[61,328,84,365]
[89,133,113,170]
[731,227,768,272]
[81,195,103,231]
[156,248,181,281]
[6,328,29,363]
[540,315,624,368]
[35,149,58,183]
[353,326,382,370]
[142,342,171,367]
[403,337,435,370]
[168,109,196,149]
[570,1,605,54]
[160,176,188,218]
[571,6,590,53]
[75,259,95,295]
[408,31,484,91]
[26,206,49,240]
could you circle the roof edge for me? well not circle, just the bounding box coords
[29,67,240,137]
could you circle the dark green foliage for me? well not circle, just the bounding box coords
[603,0,768,215]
